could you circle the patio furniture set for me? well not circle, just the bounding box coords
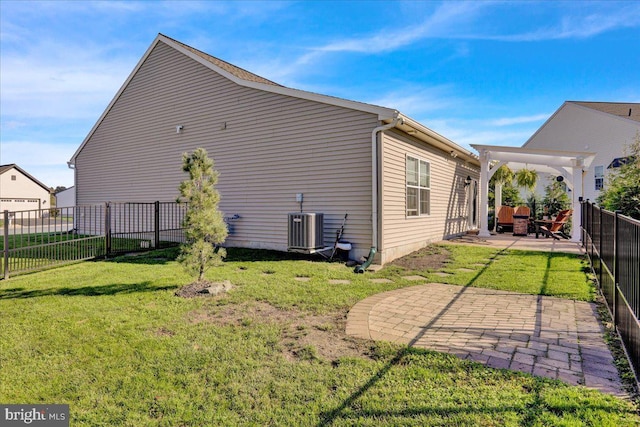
[496,205,572,240]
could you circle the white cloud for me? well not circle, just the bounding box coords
[489,114,551,127]
[0,40,138,120]
[242,1,640,85]
[364,85,462,116]
[1,141,77,166]
[466,3,640,42]
[309,2,486,55]
[423,118,543,153]
[0,141,77,187]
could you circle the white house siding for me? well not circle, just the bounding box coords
[55,186,75,208]
[75,40,380,259]
[523,103,640,202]
[0,167,50,215]
[379,130,479,263]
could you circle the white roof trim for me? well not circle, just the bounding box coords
[69,34,400,163]
[163,35,398,120]
[472,144,596,169]
[0,164,51,192]
[69,36,164,163]
[398,114,480,166]
[521,102,567,148]
[70,34,480,170]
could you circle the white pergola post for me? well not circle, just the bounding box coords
[470,144,595,243]
[570,164,582,242]
[494,183,503,232]
[478,149,491,237]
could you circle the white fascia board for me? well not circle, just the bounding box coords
[399,114,480,166]
[161,35,399,121]
[6,165,52,193]
[69,35,165,165]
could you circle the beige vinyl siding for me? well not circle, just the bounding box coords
[379,129,479,263]
[0,168,50,214]
[75,40,378,258]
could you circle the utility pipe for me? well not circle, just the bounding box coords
[369,117,403,255]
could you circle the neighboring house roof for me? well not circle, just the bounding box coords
[0,163,51,193]
[55,186,75,195]
[571,101,640,123]
[522,101,640,149]
[69,33,478,166]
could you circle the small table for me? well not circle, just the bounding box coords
[534,219,554,239]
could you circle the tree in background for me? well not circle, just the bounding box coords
[49,186,67,207]
[489,182,524,208]
[177,148,228,282]
[542,177,571,218]
[489,165,523,207]
[597,135,640,220]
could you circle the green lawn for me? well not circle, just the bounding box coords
[0,244,636,426]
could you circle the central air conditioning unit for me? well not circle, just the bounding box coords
[288,213,324,252]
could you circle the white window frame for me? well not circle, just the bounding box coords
[594,165,604,191]
[406,155,431,217]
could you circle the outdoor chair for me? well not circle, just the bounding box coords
[539,209,573,240]
[496,205,515,232]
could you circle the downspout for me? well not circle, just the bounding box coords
[355,116,404,273]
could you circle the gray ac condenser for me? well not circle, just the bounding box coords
[288,213,324,251]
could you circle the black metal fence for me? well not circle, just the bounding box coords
[2,201,186,279]
[582,200,640,382]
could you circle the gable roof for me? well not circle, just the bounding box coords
[162,34,282,87]
[69,34,478,166]
[571,101,640,123]
[522,100,640,148]
[0,164,51,192]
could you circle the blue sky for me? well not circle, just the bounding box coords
[1,1,639,188]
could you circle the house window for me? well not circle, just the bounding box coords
[594,165,604,191]
[11,175,16,181]
[406,156,430,216]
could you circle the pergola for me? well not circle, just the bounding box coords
[470,144,596,242]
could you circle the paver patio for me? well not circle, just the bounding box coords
[346,282,627,397]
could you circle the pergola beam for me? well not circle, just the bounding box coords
[471,144,596,242]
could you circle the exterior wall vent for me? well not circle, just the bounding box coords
[288,213,324,251]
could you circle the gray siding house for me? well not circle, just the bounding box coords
[69,34,479,264]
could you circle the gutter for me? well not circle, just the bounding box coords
[399,115,479,165]
[370,116,404,252]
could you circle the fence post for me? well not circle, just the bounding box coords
[598,204,603,286]
[579,198,584,247]
[613,210,620,329]
[3,210,9,280]
[587,199,594,265]
[105,202,111,256]
[154,201,160,249]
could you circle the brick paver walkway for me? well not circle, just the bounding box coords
[346,283,627,397]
